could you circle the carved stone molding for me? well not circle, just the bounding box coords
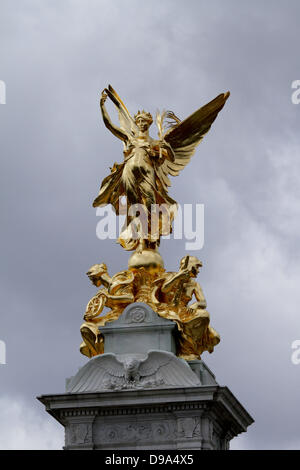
[124,305,149,324]
[39,381,254,450]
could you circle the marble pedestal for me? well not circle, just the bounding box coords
[38,303,253,450]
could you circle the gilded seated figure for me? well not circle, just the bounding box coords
[152,256,220,360]
[80,264,134,358]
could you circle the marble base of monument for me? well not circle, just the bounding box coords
[38,303,253,450]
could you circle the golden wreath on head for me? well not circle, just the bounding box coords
[134,110,153,125]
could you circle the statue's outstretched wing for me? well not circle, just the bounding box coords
[157,92,230,191]
[138,351,173,377]
[66,353,125,393]
[138,350,200,387]
[105,84,138,136]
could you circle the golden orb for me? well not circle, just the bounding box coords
[128,249,164,271]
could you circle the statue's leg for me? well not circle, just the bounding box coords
[140,179,158,249]
[206,326,221,352]
[80,322,104,358]
[184,309,210,340]
[175,308,212,359]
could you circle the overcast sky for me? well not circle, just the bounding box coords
[1,0,300,449]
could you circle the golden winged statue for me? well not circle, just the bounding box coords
[80,86,230,360]
[93,85,230,263]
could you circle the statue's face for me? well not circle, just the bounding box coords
[190,265,200,277]
[86,263,107,286]
[135,116,151,132]
[180,257,201,278]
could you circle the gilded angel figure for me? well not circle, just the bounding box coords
[93,85,229,254]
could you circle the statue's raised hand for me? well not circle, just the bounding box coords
[100,90,108,106]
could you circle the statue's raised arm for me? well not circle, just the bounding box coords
[100,90,128,143]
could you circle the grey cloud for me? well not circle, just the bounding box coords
[0,0,300,449]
